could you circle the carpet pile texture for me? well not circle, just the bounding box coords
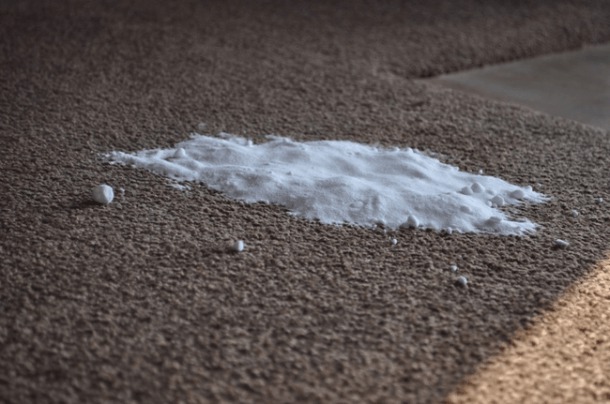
[2,1,610,402]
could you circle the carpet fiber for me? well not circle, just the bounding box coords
[2,1,610,402]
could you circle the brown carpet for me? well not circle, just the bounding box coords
[2,1,610,402]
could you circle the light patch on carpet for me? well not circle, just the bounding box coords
[107,133,547,235]
[446,256,610,403]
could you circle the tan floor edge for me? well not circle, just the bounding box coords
[446,257,610,403]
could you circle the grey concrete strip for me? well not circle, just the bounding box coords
[431,44,610,130]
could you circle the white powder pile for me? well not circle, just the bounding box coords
[107,133,547,235]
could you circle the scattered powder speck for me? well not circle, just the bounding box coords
[554,239,570,248]
[107,133,548,235]
[233,240,245,252]
[92,184,114,205]
[168,183,191,191]
[456,276,468,287]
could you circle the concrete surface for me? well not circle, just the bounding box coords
[433,44,610,130]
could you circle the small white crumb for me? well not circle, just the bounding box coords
[509,189,525,200]
[487,216,502,225]
[173,148,187,159]
[446,227,453,235]
[406,215,419,228]
[119,187,125,197]
[478,169,484,175]
[471,182,484,193]
[459,205,472,214]
[596,197,604,204]
[168,183,191,191]
[460,186,474,196]
[554,239,570,249]
[571,209,579,218]
[233,240,245,252]
[456,276,468,287]
[490,195,505,207]
[450,264,459,272]
[391,238,398,245]
[92,184,114,204]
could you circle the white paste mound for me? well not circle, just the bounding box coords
[107,133,547,235]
